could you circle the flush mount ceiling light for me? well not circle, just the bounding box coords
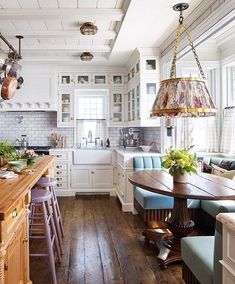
[80,22,98,35]
[80,52,93,61]
[150,3,216,118]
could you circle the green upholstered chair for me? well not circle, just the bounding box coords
[181,219,222,284]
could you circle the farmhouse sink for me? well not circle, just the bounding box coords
[73,149,112,164]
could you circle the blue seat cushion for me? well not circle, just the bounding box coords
[133,156,162,170]
[201,200,235,217]
[181,236,214,284]
[134,187,200,210]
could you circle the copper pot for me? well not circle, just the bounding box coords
[1,76,17,100]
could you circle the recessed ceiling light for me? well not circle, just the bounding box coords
[80,22,98,35]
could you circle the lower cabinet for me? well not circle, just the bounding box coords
[4,219,27,284]
[71,165,114,192]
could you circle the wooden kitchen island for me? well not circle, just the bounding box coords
[0,156,55,284]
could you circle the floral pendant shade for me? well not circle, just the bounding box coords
[150,77,216,117]
[150,3,216,118]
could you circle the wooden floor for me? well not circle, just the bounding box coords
[30,196,185,284]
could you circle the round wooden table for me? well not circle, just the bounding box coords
[128,169,235,269]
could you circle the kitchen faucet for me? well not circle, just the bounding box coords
[88,130,92,142]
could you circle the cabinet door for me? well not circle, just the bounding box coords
[92,74,108,86]
[74,73,91,86]
[110,92,124,125]
[5,220,27,284]
[58,73,74,86]
[93,167,113,188]
[116,165,125,199]
[71,166,92,188]
[57,90,74,127]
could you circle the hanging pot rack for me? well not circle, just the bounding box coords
[0,33,23,60]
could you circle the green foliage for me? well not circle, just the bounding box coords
[0,142,16,160]
[162,146,197,176]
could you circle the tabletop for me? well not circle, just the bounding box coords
[128,169,235,200]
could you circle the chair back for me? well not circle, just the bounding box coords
[133,156,162,171]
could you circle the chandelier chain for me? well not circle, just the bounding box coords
[170,22,206,80]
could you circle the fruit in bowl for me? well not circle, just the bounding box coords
[139,145,152,152]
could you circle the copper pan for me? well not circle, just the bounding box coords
[1,76,17,100]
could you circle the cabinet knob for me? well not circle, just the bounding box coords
[91,171,94,174]
[56,155,62,158]
[57,177,62,181]
[4,264,8,271]
[56,165,62,169]
[23,237,28,243]
[57,184,63,187]
[56,171,62,174]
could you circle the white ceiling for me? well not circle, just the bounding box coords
[0,0,203,66]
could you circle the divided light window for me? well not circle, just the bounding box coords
[76,96,104,119]
[227,66,235,106]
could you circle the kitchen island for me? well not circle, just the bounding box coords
[0,156,55,284]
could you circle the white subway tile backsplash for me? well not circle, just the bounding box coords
[0,112,73,147]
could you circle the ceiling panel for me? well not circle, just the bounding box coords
[29,20,47,30]
[65,38,79,46]
[0,20,16,31]
[18,0,39,8]
[62,20,79,30]
[23,38,39,46]
[46,20,63,31]
[11,20,31,31]
[58,0,77,8]
[78,0,97,8]
[97,0,117,9]
[0,0,20,8]
[79,38,93,45]
[38,0,59,8]
[95,21,112,30]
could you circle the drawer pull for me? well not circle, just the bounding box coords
[56,171,62,174]
[56,155,62,158]
[11,209,17,218]
[4,264,8,271]
[23,237,28,243]
[57,177,62,181]
[57,184,63,187]
[56,165,62,169]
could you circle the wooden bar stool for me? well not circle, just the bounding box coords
[36,176,64,255]
[29,189,61,284]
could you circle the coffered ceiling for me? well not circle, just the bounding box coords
[0,0,203,66]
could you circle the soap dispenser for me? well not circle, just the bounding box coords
[106,138,110,148]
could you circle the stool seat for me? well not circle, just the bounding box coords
[36,176,57,187]
[31,188,52,203]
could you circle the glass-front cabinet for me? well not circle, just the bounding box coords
[110,92,124,125]
[57,90,74,127]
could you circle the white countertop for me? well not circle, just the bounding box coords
[217,213,235,231]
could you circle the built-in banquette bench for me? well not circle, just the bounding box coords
[133,156,235,234]
[181,218,222,284]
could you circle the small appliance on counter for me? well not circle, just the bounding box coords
[120,127,140,148]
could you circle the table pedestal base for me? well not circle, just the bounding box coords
[143,221,183,269]
[143,198,195,269]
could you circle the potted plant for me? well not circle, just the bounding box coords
[0,141,16,166]
[161,146,198,183]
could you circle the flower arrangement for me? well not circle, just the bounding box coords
[161,146,198,176]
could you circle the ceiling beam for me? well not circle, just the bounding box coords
[21,55,109,62]
[4,30,116,40]
[0,8,124,21]
[20,45,111,52]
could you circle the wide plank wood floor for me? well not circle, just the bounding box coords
[30,196,185,284]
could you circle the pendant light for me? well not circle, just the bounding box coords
[150,3,216,118]
[80,22,98,35]
[80,52,93,61]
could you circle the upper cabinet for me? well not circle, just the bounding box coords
[57,89,74,128]
[125,51,160,126]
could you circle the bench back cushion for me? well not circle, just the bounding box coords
[213,219,222,284]
[203,156,235,170]
[133,156,162,171]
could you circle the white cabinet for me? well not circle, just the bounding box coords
[109,91,124,125]
[217,213,235,284]
[49,149,72,195]
[0,72,56,111]
[126,51,160,126]
[71,165,113,191]
[57,89,74,127]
